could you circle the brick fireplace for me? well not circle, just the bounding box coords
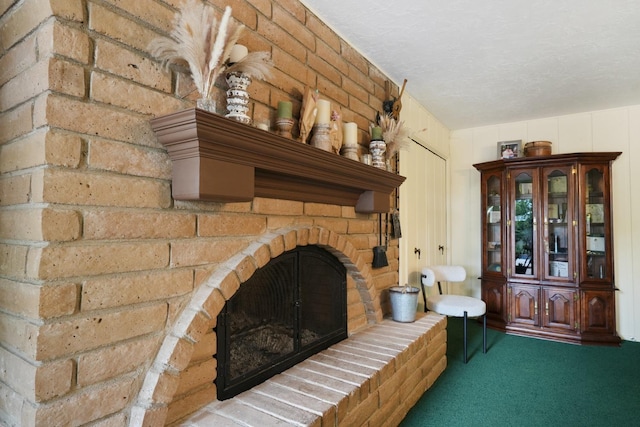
[127,225,447,426]
[0,1,447,426]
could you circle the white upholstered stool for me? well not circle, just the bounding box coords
[421,266,487,363]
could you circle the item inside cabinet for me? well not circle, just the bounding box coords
[487,206,501,223]
[586,204,604,223]
[515,255,532,274]
[587,236,605,252]
[519,183,532,195]
[548,176,567,193]
[549,260,569,277]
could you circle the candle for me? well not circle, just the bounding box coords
[315,99,331,125]
[277,101,292,119]
[371,126,383,140]
[343,122,357,146]
[229,44,248,63]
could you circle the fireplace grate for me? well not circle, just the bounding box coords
[215,245,347,400]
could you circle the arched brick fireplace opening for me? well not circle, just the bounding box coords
[129,226,382,426]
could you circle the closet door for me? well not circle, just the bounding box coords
[400,141,447,300]
[426,146,447,268]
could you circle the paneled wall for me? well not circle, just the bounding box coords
[401,92,450,158]
[450,105,640,341]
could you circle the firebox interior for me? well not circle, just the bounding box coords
[216,245,347,399]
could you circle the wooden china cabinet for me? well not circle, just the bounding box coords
[473,152,621,345]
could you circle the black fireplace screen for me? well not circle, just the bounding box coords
[215,245,347,400]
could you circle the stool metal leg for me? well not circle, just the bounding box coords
[463,311,468,364]
[420,279,428,313]
[483,313,487,354]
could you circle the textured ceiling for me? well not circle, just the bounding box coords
[300,0,640,130]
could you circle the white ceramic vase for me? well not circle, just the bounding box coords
[369,139,386,169]
[225,71,252,124]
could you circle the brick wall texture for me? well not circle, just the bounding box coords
[0,1,417,426]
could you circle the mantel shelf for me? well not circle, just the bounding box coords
[151,108,405,213]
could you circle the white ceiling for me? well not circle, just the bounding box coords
[300,0,640,130]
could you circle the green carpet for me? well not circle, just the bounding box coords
[401,317,640,427]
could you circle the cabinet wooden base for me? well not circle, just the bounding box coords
[483,322,621,346]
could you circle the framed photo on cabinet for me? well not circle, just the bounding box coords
[497,140,522,159]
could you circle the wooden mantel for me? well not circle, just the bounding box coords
[151,108,405,213]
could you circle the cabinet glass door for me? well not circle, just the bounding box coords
[543,166,574,281]
[512,170,536,277]
[584,167,608,280]
[484,173,503,274]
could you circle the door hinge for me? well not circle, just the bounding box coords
[572,167,576,175]
[575,321,580,330]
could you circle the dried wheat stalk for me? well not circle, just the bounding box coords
[226,51,274,81]
[148,1,244,99]
[378,113,412,158]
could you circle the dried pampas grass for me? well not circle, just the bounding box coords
[378,113,411,158]
[149,1,244,99]
[226,51,274,81]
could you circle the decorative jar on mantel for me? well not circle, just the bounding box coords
[225,71,252,124]
[369,139,386,169]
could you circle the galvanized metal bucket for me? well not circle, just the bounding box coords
[389,286,419,322]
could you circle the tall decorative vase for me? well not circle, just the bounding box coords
[225,71,252,124]
[369,139,387,169]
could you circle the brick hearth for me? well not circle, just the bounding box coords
[181,314,447,427]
